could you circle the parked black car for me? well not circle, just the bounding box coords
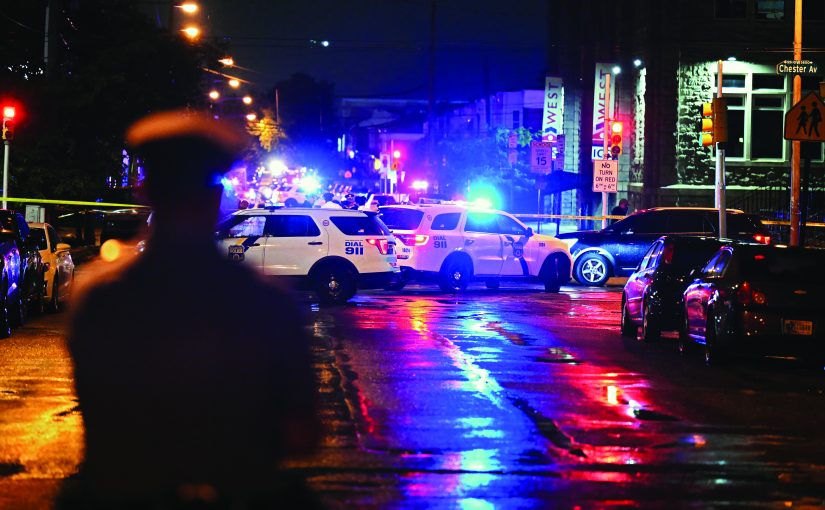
[0,210,45,335]
[621,236,729,342]
[682,244,825,365]
[556,207,771,286]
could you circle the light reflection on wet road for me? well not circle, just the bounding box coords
[296,283,825,509]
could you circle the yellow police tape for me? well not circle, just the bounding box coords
[2,197,149,208]
[5,197,823,228]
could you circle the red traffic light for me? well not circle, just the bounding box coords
[392,149,402,159]
[2,106,15,120]
[611,121,623,134]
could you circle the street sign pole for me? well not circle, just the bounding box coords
[790,0,803,246]
[716,60,727,239]
[602,74,610,229]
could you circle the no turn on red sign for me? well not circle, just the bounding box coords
[592,159,618,192]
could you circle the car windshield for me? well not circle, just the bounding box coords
[379,208,424,231]
[740,248,825,284]
[670,241,722,271]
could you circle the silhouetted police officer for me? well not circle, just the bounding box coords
[60,111,320,509]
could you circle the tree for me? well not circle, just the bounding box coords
[246,109,286,152]
[0,0,220,201]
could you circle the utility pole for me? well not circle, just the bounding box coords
[716,60,727,239]
[601,73,611,229]
[3,139,10,210]
[43,0,51,76]
[789,0,803,246]
[427,0,437,188]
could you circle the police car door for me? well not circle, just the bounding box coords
[217,215,266,269]
[463,212,504,276]
[495,213,532,276]
[262,214,327,275]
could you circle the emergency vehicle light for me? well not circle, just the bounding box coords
[393,234,429,247]
[366,238,391,254]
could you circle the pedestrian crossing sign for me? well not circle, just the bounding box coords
[784,91,825,142]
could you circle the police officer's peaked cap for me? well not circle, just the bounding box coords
[126,110,247,191]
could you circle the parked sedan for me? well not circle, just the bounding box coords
[28,222,75,312]
[621,236,727,342]
[682,244,825,365]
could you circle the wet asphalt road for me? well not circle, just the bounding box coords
[2,282,825,509]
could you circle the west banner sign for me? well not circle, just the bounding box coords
[542,76,564,149]
[591,63,617,160]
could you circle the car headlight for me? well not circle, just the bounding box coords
[561,238,578,249]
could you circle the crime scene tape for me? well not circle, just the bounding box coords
[2,197,149,208]
[514,213,825,228]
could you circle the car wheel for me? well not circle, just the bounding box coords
[384,274,408,291]
[620,294,636,337]
[439,257,471,293]
[575,253,610,287]
[47,276,60,313]
[285,198,299,207]
[485,279,500,290]
[313,263,357,304]
[0,281,11,339]
[541,254,567,293]
[641,298,660,342]
[704,311,728,366]
[9,286,25,328]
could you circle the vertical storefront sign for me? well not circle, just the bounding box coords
[542,76,564,146]
[591,63,617,160]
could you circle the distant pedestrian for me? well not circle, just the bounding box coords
[796,105,809,135]
[610,199,629,225]
[341,192,359,210]
[313,192,334,208]
[59,110,321,509]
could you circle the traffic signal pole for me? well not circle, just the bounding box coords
[2,139,9,210]
[790,0,803,246]
[716,60,727,239]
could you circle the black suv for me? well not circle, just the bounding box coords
[556,207,770,286]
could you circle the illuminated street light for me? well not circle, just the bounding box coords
[612,65,622,75]
[208,90,220,100]
[181,26,200,40]
[246,113,257,121]
[228,79,240,88]
[633,59,642,68]
[321,40,330,47]
[727,56,737,61]
[218,57,234,67]
[179,2,199,14]
[242,95,252,105]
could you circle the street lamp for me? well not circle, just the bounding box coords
[246,113,257,121]
[228,79,240,89]
[218,57,234,67]
[178,2,199,14]
[208,90,220,101]
[181,26,200,40]
[242,95,252,105]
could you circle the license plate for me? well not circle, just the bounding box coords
[783,319,813,336]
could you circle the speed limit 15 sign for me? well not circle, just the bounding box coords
[530,141,553,174]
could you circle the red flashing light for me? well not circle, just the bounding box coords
[366,238,391,255]
[2,106,15,120]
[394,234,429,247]
[753,234,771,244]
[736,281,767,306]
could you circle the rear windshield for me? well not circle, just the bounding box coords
[740,248,825,283]
[329,215,390,236]
[726,214,764,234]
[670,242,722,271]
[379,208,424,231]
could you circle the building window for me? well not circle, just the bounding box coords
[715,0,747,18]
[756,0,785,19]
[523,108,543,130]
[512,110,520,129]
[715,71,787,161]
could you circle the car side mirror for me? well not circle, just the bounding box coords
[526,227,534,238]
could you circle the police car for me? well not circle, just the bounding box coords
[216,208,398,303]
[379,203,572,292]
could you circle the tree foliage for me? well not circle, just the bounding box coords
[0,0,218,201]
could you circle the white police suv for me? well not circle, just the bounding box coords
[216,208,398,303]
[379,203,572,292]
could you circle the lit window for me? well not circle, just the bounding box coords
[756,0,785,20]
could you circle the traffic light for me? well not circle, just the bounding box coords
[1,105,15,141]
[609,121,623,159]
[700,97,728,146]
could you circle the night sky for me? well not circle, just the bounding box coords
[203,0,549,100]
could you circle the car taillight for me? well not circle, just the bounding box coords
[753,233,771,244]
[737,281,767,306]
[366,238,390,255]
[394,234,429,246]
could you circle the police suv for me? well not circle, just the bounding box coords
[216,208,398,303]
[379,203,572,292]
